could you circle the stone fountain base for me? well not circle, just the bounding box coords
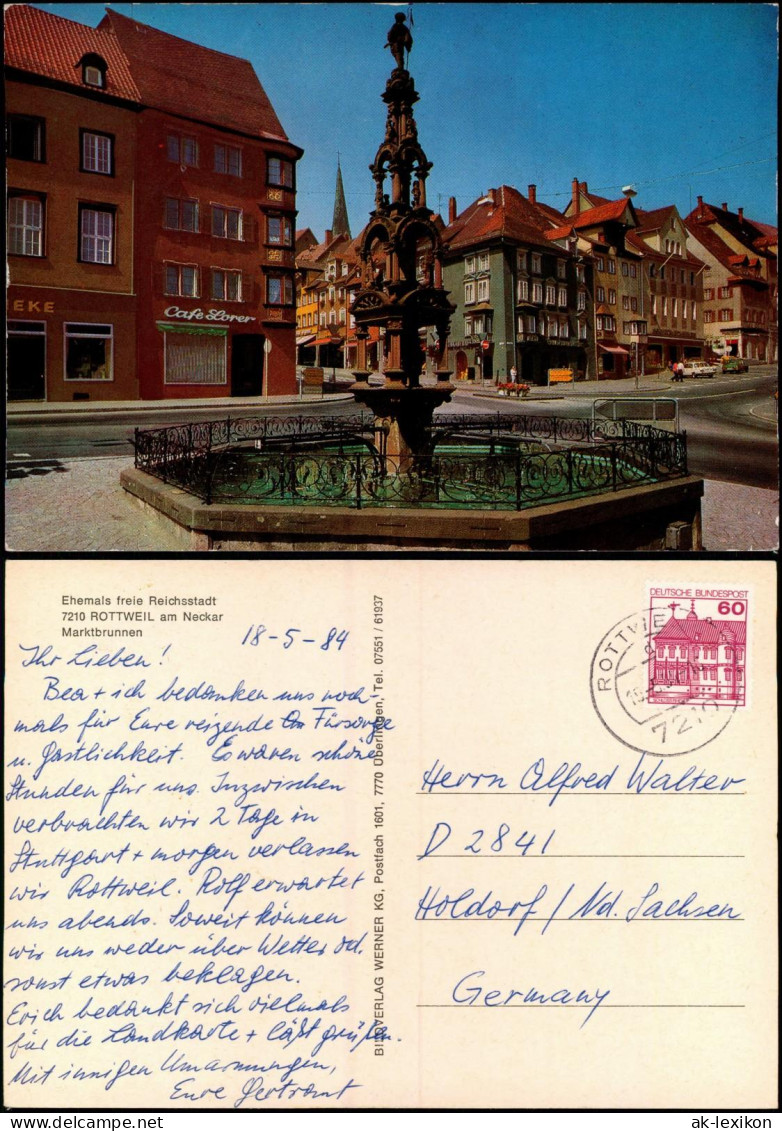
[120,466,704,552]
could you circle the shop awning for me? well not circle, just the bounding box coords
[600,345,630,355]
[156,322,227,336]
[296,334,316,345]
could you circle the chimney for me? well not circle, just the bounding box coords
[572,177,580,216]
[528,184,537,203]
[448,196,457,224]
[580,181,588,194]
[487,188,495,205]
[721,203,728,212]
[738,207,744,223]
[696,194,703,217]
[325,228,333,245]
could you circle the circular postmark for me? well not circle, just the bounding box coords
[590,610,737,757]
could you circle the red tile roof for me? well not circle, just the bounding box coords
[634,205,676,232]
[569,198,636,230]
[685,201,777,261]
[100,9,289,140]
[4,3,140,100]
[443,185,562,253]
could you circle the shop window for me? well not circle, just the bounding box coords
[165,263,199,297]
[8,193,44,256]
[214,143,241,176]
[81,130,113,175]
[6,114,46,162]
[79,205,114,264]
[165,197,199,232]
[211,269,242,301]
[212,205,242,240]
[164,329,226,385]
[167,134,198,167]
[267,274,293,305]
[268,156,293,187]
[64,323,113,381]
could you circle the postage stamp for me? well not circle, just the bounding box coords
[589,585,749,758]
[647,587,748,708]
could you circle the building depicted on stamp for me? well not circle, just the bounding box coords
[5,4,301,401]
[649,599,746,706]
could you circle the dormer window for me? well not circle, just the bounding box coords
[79,54,107,88]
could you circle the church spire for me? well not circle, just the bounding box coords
[332,157,351,239]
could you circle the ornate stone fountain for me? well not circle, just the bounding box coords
[349,12,456,467]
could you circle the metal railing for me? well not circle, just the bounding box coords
[134,413,688,509]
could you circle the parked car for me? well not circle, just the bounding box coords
[680,361,718,377]
[721,357,749,373]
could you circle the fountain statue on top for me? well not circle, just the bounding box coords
[350,11,456,467]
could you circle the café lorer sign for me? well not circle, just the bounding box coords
[163,305,256,324]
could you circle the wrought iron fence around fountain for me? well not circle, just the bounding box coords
[134,414,688,509]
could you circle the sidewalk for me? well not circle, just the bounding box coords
[6,453,777,552]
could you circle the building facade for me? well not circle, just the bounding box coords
[684,197,778,363]
[5,5,301,401]
[442,185,591,384]
[627,206,706,370]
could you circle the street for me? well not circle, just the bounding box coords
[8,371,778,489]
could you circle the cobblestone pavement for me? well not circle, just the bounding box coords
[5,454,778,552]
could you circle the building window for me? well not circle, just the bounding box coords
[477,278,490,302]
[214,143,241,176]
[596,286,605,303]
[718,308,733,322]
[595,256,604,271]
[630,264,637,278]
[164,329,226,385]
[268,156,294,187]
[167,134,198,167]
[465,256,475,274]
[690,271,695,285]
[607,259,616,274]
[8,193,44,256]
[79,205,114,264]
[6,114,46,162]
[212,205,242,240]
[64,322,112,381]
[622,262,629,277]
[549,319,559,338]
[578,320,587,340]
[465,316,473,336]
[527,315,536,334]
[557,286,567,307]
[630,297,638,312]
[165,263,199,297]
[662,296,668,317]
[649,263,657,278]
[517,277,529,302]
[704,310,714,323]
[556,259,566,279]
[267,274,293,305]
[718,285,732,299]
[546,284,556,305]
[531,253,542,274]
[517,250,527,271]
[704,287,714,300]
[80,54,107,88]
[532,281,543,304]
[464,282,475,304]
[622,295,629,311]
[165,197,199,232]
[577,290,586,311]
[605,315,616,332]
[608,289,616,305]
[477,252,489,272]
[576,264,585,283]
[267,214,293,246]
[211,269,242,301]
[81,130,113,175]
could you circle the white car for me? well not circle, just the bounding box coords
[680,361,717,377]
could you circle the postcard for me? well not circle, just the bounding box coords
[3,559,777,1109]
